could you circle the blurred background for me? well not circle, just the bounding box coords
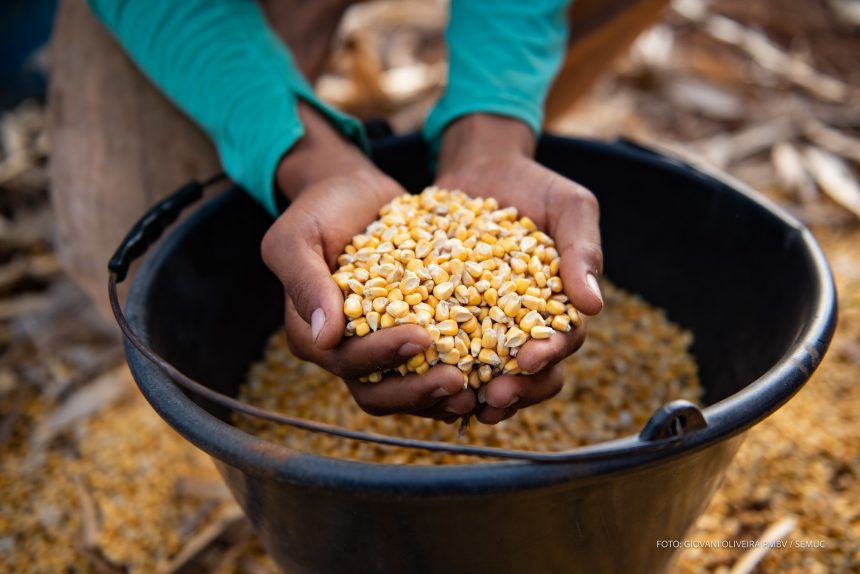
[0,0,858,572]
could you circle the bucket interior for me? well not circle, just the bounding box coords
[138,135,824,431]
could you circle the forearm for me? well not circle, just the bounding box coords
[87,0,367,215]
[425,0,570,155]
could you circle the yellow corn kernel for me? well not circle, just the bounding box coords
[567,305,582,328]
[333,273,351,291]
[502,357,520,374]
[514,277,531,295]
[457,354,474,372]
[372,297,388,313]
[461,316,479,334]
[510,257,527,274]
[478,364,493,383]
[478,348,501,367]
[355,320,371,337]
[498,281,517,297]
[380,313,395,328]
[431,301,448,323]
[386,300,409,318]
[489,306,508,324]
[427,325,441,342]
[439,349,461,365]
[428,264,449,284]
[407,353,427,369]
[433,282,454,300]
[504,326,527,347]
[437,320,459,336]
[483,287,498,307]
[436,336,456,353]
[520,216,537,231]
[396,312,418,325]
[454,337,469,357]
[468,369,481,389]
[414,361,430,375]
[503,295,522,318]
[467,287,482,306]
[551,314,572,332]
[425,347,439,365]
[404,292,422,306]
[482,328,498,349]
[450,305,473,323]
[546,299,566,315]
[344,295,363,319]
[399,276,420,295]
[529,325,553,339]
[519,310,545,332]
[522,294,543,311]
[366,311,380,332]
[454,284,470,304]
[364,286,387,299]
[465,261,483,278]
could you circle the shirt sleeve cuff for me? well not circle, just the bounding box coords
[245,90,369,219]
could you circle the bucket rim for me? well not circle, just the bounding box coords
[123,135,837,494]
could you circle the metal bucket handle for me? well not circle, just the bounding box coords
[108,173,708,463]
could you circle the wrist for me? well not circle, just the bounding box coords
[437,113,536,177]
[276,101,375,201]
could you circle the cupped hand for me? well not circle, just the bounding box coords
[434,114,604,424]
[261,103,476,420]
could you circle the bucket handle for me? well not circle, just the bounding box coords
[108,174,708,463]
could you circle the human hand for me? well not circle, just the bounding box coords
[261,103,475,421]
[434,113,603,424]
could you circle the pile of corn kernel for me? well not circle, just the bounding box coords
[334,187,581,387]
[236,282,702,464]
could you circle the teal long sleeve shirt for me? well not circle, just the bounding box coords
[88,0,570,217]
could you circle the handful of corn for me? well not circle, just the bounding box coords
[334,187,581,387]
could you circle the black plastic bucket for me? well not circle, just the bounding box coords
[118,135,836,574]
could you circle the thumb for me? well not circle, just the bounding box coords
[553,187,604,316]
[261,217,345,350]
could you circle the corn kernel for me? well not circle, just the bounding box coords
[433,282,454,300]
[530,326,554,339]
[344,295,363,319]
[437,320,459,336]
[551,314,572,332]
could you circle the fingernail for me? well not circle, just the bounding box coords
[311,308,325,343]
[432,387,454,398]
[586,273,603,306]
[531,360,548,374]
[399,342,427,357]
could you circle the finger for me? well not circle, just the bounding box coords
[515,320,586,374]
[261,209,345,350]
[551,183,604,316]
[346,365,466,416]
[411,389,477,420]
[284,300,431,378]
[482,363,564,413]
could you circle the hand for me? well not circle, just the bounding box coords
[434,114,604,424]
[261,103,475,421]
